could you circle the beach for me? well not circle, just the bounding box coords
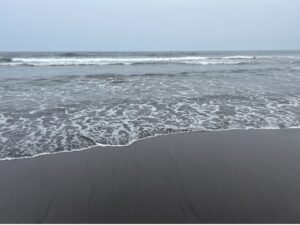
[1,0,300,223]
[1,129,300,223]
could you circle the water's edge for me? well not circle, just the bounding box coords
[1,127,300,162]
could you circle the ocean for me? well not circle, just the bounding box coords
[0,51,300,160]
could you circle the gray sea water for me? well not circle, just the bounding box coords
[1,51,300,160]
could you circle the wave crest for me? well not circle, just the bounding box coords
[0,55,259,66]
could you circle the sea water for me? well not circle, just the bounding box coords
[1,51,300,159]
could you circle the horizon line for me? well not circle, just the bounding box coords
[1,49,300,53]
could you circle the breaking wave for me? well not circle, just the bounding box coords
[0,55,267,66]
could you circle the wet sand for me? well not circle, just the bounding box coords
[1,129,300,223]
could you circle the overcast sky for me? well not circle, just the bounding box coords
[1,0,300,51]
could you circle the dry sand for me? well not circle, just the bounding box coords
[1,129,300,223]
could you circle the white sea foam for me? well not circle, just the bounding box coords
[10,56,208,66]
[1,76,300,160]
[222,56,255,59]
[2,126,300,162]
[0,55,267,66]
[1,54,300,67]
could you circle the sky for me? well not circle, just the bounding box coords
[0,0,300,51]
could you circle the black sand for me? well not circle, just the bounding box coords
[1,129,300,223]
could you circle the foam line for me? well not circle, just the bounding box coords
[1,127,300,162]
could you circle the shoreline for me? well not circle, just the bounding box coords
[2,127,300,162]
[1,129,300,222]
